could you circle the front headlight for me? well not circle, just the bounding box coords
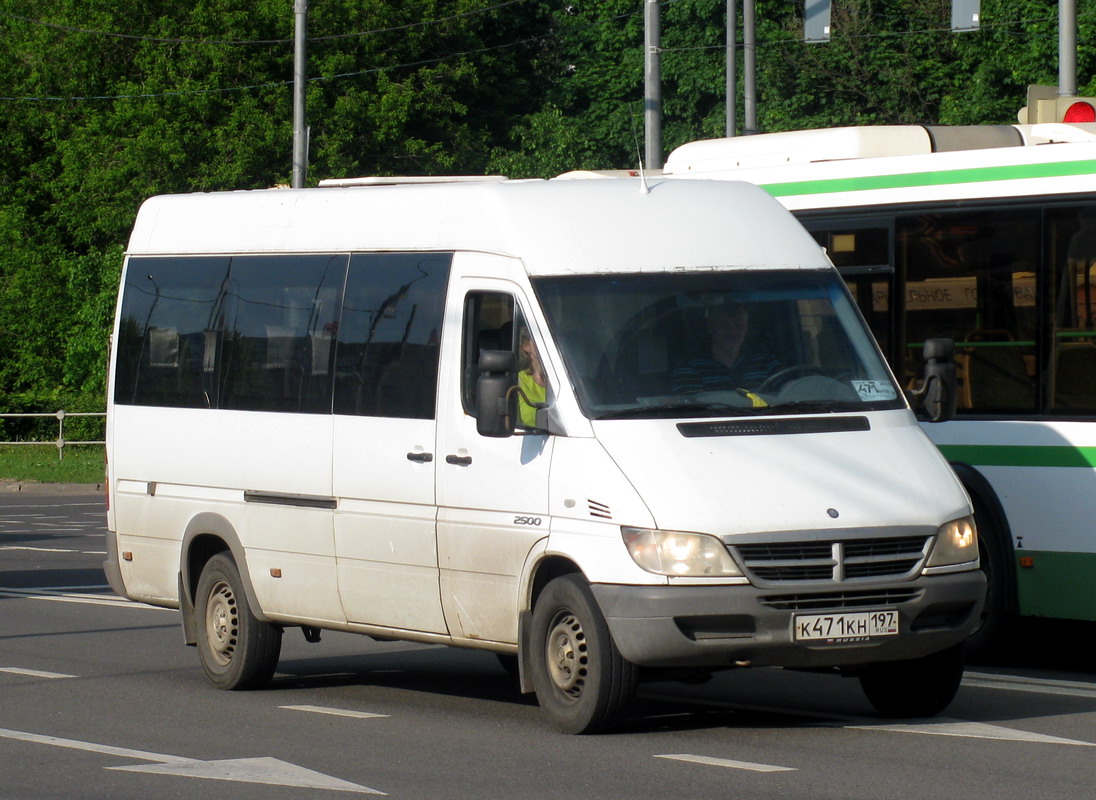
[622,527,744,577]
[924,515,979,571]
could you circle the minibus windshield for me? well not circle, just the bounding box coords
[532,269,905,420]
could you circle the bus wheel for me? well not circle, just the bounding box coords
[195,553,282,690]
[530,574,638,734]
[859,643,965,718]
[964,499,1009,660]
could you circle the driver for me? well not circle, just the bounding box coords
[670,301,781,395]
[517,327,547,427]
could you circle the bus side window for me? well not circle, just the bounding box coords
[897,212,1039,414]
[219,254,347,414]
[115,256,231,410]
[333,253,452,420]
[1051,206,1096,412]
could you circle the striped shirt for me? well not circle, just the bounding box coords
[671,351,781,394]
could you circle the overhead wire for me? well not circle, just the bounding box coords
[0,0,533,45]
[660,10,1096,53]
[0,0,621,103]
[2,4,1092,102]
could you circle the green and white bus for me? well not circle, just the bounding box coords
[664,123,1096,651]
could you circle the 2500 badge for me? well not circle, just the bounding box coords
[513,516,542,526]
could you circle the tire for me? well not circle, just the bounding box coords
[194,552,282,690]
[963,498,1011,661]
[859,643,965,718]
[530,574,638,734]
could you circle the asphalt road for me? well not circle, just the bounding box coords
[2,492,1096,800]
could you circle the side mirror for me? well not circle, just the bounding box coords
[476,350,517,438]
[913,338,957,423]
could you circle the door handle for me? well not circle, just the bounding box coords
[406,452,433,463]
[445,454,472,466]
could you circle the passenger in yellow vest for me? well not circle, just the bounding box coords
[518,327,547,428]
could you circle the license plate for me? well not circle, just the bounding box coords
[794,610,899,642]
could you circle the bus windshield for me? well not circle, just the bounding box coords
[532,269,904,420]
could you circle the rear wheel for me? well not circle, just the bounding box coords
[195,553,282,690]
[859,643,965,718]
[530,574,638,734]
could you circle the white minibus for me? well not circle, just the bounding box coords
[104,176,985,733]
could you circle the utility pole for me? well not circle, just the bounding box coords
[1060,0,1077,98]
[292,0,308,188]
[743,0,757,135]
[726,0,736,137]
[644,0,662,169]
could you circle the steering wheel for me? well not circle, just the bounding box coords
[756,364,829,393]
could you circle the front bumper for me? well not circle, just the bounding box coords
[592,570,986,669]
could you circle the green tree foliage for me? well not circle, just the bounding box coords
[0,0,554,425]
[1,0,1093,422]
[757,0,1096,130]
[492,0,1096,176]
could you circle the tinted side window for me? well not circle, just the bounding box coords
[115,254,347,412]
[333,253,451,419]
[218,255,347,413]
[115,256,231,408]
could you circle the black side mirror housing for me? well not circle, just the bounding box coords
[916,338,957,423]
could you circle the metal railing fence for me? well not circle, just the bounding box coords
[0,411,105,459]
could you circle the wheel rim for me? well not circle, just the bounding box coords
[204,578,239,668]
[545,611,588,701]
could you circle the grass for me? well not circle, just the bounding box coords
[0,445,105,485]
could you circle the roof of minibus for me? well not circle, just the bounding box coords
[125,177,830,275]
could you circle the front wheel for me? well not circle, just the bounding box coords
[195,552,282,690]
[530,575,638,734]
[859,643,965,718]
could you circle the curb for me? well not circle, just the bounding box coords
[0,482,104,494]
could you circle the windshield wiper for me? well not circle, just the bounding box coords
[762,400,861,414]
[594,402,764,420]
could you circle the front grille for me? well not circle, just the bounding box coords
[760,588,924,611]
[752,564,835,581]
[732,535,931,585]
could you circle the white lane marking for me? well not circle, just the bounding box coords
[0,503,102,510]
[281,705,389,720]
[964,671,1096,699]
[656,754,796,772]
[844,718,1096,747]
[0,587,169,610]
[647,688,1096,748]
[0,727,384,795]
[0,667,77,679]
[0,546,78,553]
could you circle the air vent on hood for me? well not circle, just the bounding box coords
[677,416,870,438]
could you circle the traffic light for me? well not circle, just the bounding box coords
[1061,98,1096,122]
[1018,84,1096,124]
